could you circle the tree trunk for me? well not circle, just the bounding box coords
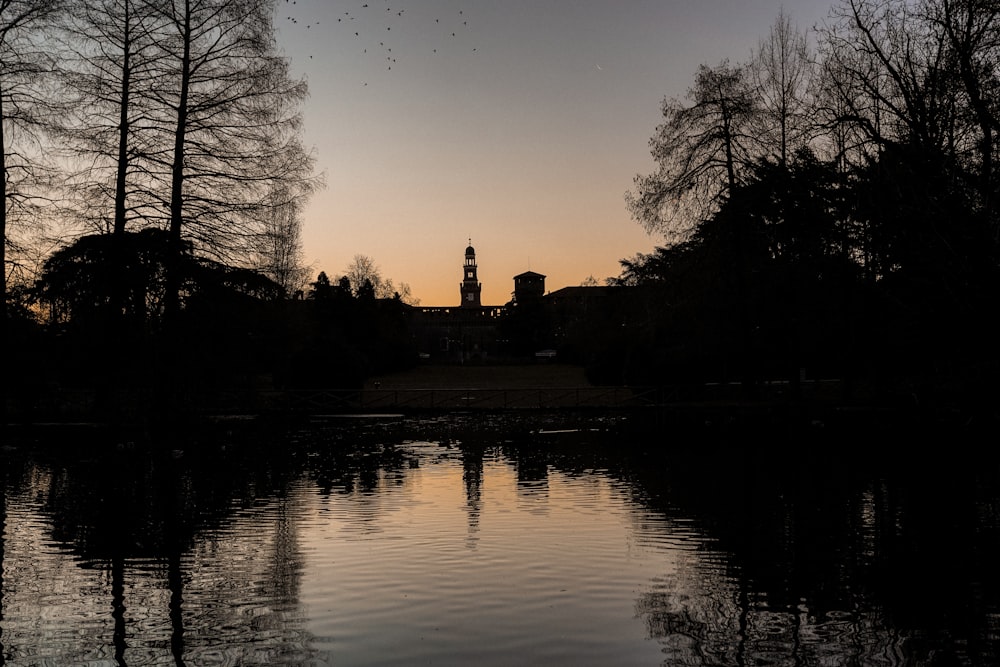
[113,0,131,239]
[1,79,8,426]
[164,0,191,326]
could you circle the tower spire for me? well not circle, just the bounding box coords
[460,241,482,308]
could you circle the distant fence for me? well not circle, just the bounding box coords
[356,386,660,411]
[195,386,666,414]
[7,386,659,421]
[197,380,842,414]
[8,380,845,420]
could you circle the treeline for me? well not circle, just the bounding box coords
[9,247,416,421]
[594,2,1000,406]
[2,0,321,418]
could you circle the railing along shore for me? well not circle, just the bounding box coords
[7,380,851,420]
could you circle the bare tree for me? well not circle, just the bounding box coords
[817,0,964,157]
[627,61,758,241]
[750,8,818,167]
[2,0,63,424]
[342,253,417,304]
[2,0,63,321]
[149,0,317,320]
[343,254,385,298]
[251,182,311,296]
[56,0,165,239]
[932,0,1000,238]
[813,0,994,277]
[51,0,177,339]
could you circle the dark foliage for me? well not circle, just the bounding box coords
[11,234,416,422]
[599,146,1000,407]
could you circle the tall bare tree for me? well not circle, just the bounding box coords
[1,0,62,323]
[750,8,817,167]
[150,0,316,321]
[57,0,165,239]
[1,0,62,425]
[627,61,757,241]
[51,0,176,340]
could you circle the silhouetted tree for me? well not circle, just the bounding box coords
[2,0,62,325]
[32,229,293,403]
[616,2,1000,407]
[56,0,163,239]
[2,0,65,423]
[342,253,416,303]
[337,275,352,295]
[284,267,419,390]
[308,271,333,301]
[51,0,174,380]
[627,60,758,241]
[33,229,173,333]
[817,0,964,160]
[356,278,376,302]
[251,183,313,296]
[933,0,1000,240]
[151,0,316,323]
[715,151,858,391]
[749,9,817,167]
[615,149,868,392]
[343,254,382,298]
[848,139,996,386]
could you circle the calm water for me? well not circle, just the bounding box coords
[1,415,999,666]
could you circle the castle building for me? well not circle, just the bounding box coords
[512,271,546,304]
[460,242,483,308]
[409,242,499,361]
[410,241,609,362]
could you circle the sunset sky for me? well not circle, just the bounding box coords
[276,0,834,306]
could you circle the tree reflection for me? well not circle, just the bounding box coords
[1,423,313,665]
[111,555,127,666]
[1,454,6,665]
[0,447,34,667]
[617,428,1000,667]
[430,418,1000,666]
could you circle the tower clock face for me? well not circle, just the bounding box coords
[466,293,474,301]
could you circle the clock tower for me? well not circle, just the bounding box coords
[460,241,482,308]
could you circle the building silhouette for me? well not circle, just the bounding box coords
[460,242,483,308]
[512,271,546,304]
[409,242,610,362]
[410,241,503,361]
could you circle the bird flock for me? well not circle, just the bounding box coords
[281,0,476,83]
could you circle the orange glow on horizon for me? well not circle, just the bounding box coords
[282,0,834,307]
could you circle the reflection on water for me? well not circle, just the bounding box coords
[1,417,998,666]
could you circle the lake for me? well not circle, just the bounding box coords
[1,413,998,666]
